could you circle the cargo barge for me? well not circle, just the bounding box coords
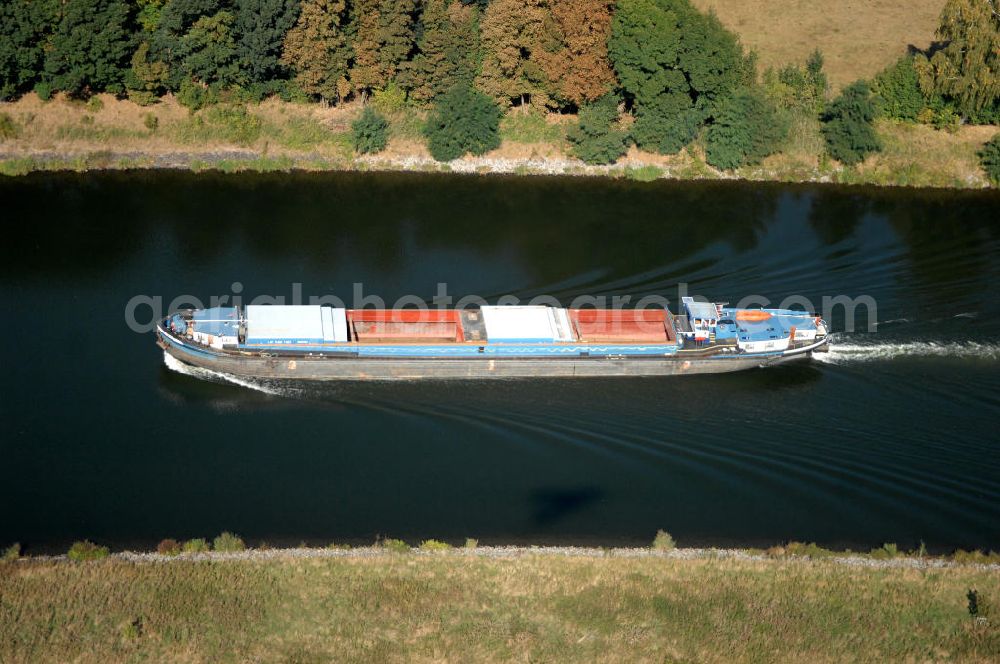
[156,298,829,380]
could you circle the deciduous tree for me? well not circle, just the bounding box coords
[821,81,881,166]
[424,85,501,160]
[234,0,301,85]
[567,94,627,164]
[405,0,480,103]
[914,0,1000,122]
[872,56,926,121]
[152,0,228,88]
[350,0,417,95]
[44,0,136,96]
[705,89,787,170]
[281,0,353,102]
[535,0,616,107]
[0,0,58,100]
[476,0,550,108]
[609,0,752,153]
[179,10,241,87]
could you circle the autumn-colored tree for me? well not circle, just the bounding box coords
[476,0,551,108]
[350,0,417,95]
[405,0,480,103]
[913,0,1000,122]
[281,0,352,102]
[535,0,616,107]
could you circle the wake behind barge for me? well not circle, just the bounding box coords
[157,298,830,380]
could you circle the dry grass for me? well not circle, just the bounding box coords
[2,90,996,188]
[1,553,998,663]
[853,121,998,187]
[692,0,946,90]
[0,93,353,159]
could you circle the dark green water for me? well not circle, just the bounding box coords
[1,172,999,553]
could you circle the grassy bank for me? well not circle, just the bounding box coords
[1,93,997,188]
[1,547,997,663]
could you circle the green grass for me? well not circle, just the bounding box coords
[169,106,262,146]
[500,110,568,144]
[0,553,997,663]
[259,115,348,151]
[388,110,426,141]
[624,165,664,182]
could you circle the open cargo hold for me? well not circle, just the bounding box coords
[570,309,676,343]
[349,309,464,343]
[245,305,348,344]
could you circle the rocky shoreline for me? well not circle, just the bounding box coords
[12,545,998,571]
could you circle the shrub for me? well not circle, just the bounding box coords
[763,51,827,114]
[419,539,452,551]
[464,538,478,549]
[34,82,53,101]
[424,85,501,162]
[872,56,925,121]
[177,80,214,112]
[869,542,899,559]
[213,532,245,552]
[632,105,702,155]
[821,81,881,166]
[182,538,210,554]
[382,538,410,553]
[143,113,159,133]
[705,89,788,170]
[567,94,627,165]
[67,540,109,562]
[932,106,962,132]
[0,113,19,140]
[371,82,407,115]
[953,549,1000,564]
[86,96,104,112]
[2,543,21,561]
[652,529,676,551]
[968,589,979,616]
[351,106,389,154]
[156,539,181,556]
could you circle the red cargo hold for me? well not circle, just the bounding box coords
[348,310,464,343]
[569,309,675,343]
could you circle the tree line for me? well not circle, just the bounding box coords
[1,0,997,171]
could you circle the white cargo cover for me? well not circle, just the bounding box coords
[245,305,348,344]
[481,306,575,343]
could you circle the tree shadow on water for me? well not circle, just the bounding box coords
[530,486,603,526]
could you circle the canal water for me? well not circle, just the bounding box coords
[1,172,998,553]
